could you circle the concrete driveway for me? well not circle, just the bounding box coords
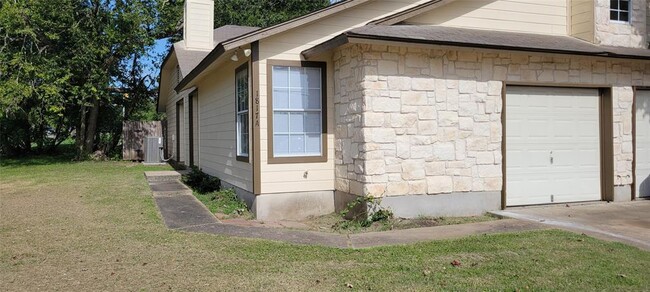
[492,200,650,251]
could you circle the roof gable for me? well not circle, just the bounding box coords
[401,0,569,36]
[368,0,456,25]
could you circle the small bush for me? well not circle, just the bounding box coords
[335,196,394,230]
[215,189,249,216]
[182,166,221,193]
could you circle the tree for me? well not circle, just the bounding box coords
[0,0,166,157]
[0,0,330,158]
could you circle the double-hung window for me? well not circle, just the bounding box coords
[270,62,326,162]
[236,64,249,160]
[610,0,630,22]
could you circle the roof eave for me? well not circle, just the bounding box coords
[157,47,176,112]
[175,0,372,91]
[220,0,371,50]
[175,44,226,92]
[302,32,650,62]
[367,0,457,25]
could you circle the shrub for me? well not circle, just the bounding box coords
[335,196,394,230]
[182,166,221,193]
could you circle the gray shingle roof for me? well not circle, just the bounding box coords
[173,25,259,76]
[304,25,650,60]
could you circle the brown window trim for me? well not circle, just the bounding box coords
[188,90,197,167]
[175,99,182,162]
[266,60,328,164]
[236,62,250,163]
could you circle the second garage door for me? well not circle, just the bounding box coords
[506,86,601,206]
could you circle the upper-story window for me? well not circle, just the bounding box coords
[610,0,630,22]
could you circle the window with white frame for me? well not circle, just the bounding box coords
[610,0,630,22]
[271,65,323,158]
[236,64,249,158]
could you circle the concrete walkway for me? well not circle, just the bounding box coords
[492,200,650,251]
[144,171,543,248]
[146,171,219,229]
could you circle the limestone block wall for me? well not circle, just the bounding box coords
[333,45,366,196]
[333,43,650,198]
[594,0,647,48]
[613,86,634,185]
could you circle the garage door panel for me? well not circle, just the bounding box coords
[635,90,650,198]
[506,86,601,206]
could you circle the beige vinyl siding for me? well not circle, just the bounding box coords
[570,0,594,42]
[404,0,568,35]
[258,0,429,60]
[164,64,191,164]
[194,60,253,192]
[257,0,429,194]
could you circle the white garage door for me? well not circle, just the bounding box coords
[506,86,601,206]
[636,90,650,198]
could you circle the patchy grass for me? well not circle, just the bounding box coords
[192,188,252,219]
[1,156,650,291]
[299,213,498,234]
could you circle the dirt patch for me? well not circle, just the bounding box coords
[215,212,499,234]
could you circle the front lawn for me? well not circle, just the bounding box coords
[1,155,649,290]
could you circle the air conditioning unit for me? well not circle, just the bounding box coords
[144,136,163,164]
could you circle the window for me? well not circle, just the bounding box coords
[610,0,630,22]
[236,64,249,160]
[270,62,326,161]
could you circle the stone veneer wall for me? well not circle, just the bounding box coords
[333,44,650,198]
[595,0,647,48]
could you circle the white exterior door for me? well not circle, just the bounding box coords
[506,86,601,206]
[636,90,650,198]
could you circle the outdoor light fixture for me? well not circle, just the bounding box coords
[230,48,251,62]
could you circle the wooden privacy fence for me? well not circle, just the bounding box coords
[122,121,163,161]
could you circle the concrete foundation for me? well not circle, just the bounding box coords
[613,185,632,202]
[253,191,335,221]
[381,192,502,218]
[335,191,502,218]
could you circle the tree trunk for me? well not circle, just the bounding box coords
[76,104,88,157]
[84,98,100,153]
[48,116,64,153]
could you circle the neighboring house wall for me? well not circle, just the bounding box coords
[404,0,568,35]
[193,59,254,192]
[594,0,647,48]
[333,43,644,200]
[570,0,595,42]
[256,0,429,195]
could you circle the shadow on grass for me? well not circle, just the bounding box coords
[0,144,78,167]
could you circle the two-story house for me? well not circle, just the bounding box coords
[157,0,650,220]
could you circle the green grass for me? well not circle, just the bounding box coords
[1,154,650,290]
[191,188,251,218]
